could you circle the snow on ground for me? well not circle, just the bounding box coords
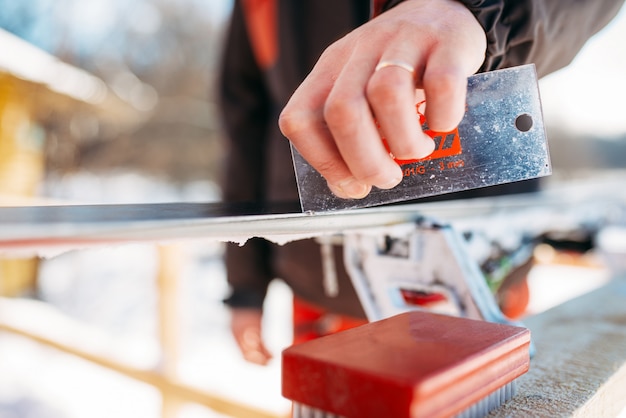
[1,171,624,417]
[1,172,293,418]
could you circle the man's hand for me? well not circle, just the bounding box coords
[230,308,273,365]
[279,0,486,199]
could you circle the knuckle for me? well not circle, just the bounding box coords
[323,95,362,127]
[424,70,463,96]
[278,107,309,138]
[367,73,406,104]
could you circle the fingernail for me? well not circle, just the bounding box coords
[331,178,370,199]
[377,175,403,190]
[416,134,436,158]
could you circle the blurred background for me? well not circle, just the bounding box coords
[0,0,230,191]
[0,1,625,417]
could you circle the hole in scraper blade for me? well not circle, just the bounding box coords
[515,113,533,132]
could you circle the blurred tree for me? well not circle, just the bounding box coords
[1,0,233,185]
[72,0,232,184]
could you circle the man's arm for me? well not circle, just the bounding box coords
[279,0,624,201]
[279,0,486,199]
[379,0,626,76]
[219,1,275,364]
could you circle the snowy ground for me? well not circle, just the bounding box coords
[0,172,294,418]
[1,171,625,418]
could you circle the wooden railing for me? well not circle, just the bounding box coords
[0,244,285,418]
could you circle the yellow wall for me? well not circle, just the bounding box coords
[0,75,46,197]
[0,75,45,297]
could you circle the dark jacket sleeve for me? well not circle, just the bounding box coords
[218,0,273,309]
[380,0,625,78]
[460,0,625,77]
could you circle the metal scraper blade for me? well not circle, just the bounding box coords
[291,64,551,212]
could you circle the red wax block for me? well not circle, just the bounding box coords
[282,311,530,418]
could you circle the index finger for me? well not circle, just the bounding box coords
[279,53,373,199]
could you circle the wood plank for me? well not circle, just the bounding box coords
[492,277,626,417]
[156,244,183,418]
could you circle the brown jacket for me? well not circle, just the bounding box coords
[219,0,624,317]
